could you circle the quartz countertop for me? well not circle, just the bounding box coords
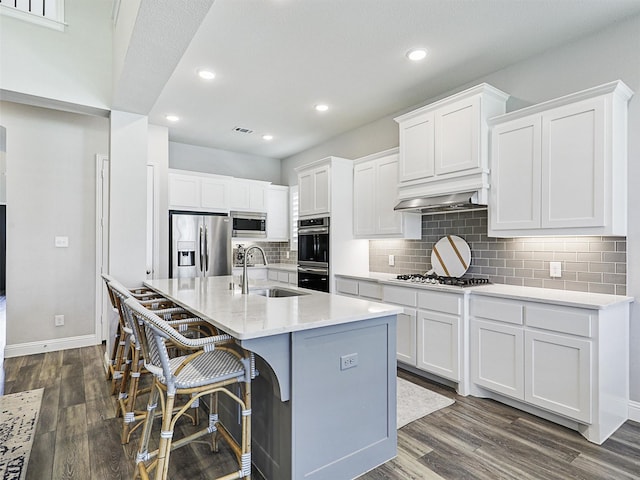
[334,272,633,309]
[144,276,401,340]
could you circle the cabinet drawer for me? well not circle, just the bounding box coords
[336,278,359,296]
[268,270,278,281]
[383,285,417,307]
[471,297,524,325]
[526,305,593,337]
[418,290,461,315]
[359,281,382,300]
[277,271,289,283]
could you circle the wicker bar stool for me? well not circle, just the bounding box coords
[108,279,218,444]
[101,274,173,395]
[124,298,253,480]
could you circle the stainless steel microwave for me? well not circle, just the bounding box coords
[230,211,267,238]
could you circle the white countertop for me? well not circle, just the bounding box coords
[144,276,401,340]
[232,263,297,271]
[334,272,633,309]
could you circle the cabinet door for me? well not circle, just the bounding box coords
[435,96,480,175]
[298,171,315,217]
[267,187,289,241]
[398,113,435,182]
[249,184,267,211]
[542,97,605,229]
[201,177,229,211]
[376,156,403,235]
[471,319,524,399]
[525,330,592,423]
[397,307,417,366]
[169,173,201,208]
[230,180,251,210]
[353,161,376,236]
[417,310,460,381]
[313,166,330,215]
[490,115,542,231]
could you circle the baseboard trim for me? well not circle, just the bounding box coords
[4,334,100,358]
[629,400,640,423]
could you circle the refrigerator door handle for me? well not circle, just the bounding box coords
[204,225,209,272]
[199,224,205,272]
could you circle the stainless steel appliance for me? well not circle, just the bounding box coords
[297,217,330,292]
[230,211,267,238]
[393,273,490,287]
[169,211,232,278]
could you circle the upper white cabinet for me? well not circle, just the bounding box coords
[266,185,289,241]
[395,84,509,202]
[168,169,229,212]
[297,163,330,217]
[353,148,421,239]
[229,178,269,212]
[489,80,633,237]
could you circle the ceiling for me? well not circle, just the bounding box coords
[123,0,640,160]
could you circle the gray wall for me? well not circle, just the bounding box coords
[169,141,282,184]
[0,101,109,345]
[282,15,640,402]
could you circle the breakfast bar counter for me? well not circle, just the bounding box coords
[144,276,401,480]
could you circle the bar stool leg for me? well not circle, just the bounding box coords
[155,393,176,480]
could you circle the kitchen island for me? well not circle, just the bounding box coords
[144,276,401,480]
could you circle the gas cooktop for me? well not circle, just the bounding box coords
[395,273,490,287]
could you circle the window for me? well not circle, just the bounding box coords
[290,186,298,251]
[0,0,65,31]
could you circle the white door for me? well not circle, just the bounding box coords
[96,155,110,342]
[542,97,605,228]
[417,310,459,381]
[376,155,402,235]
[435,96,480,175]
[396,307,417,366]
[398,113,435,182]
[471,319,524,399]
[313,166,330,215]
[353,160,376,236]
[490,115,542,231]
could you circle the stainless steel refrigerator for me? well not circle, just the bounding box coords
[169,211,232,278]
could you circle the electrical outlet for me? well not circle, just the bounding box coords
[54,314,64,326]
[550,261,562,278]
[340,353,358,370]
[286,251,290,259]
[388,254,395,266]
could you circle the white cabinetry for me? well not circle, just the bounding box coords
[168,170,229,212]
[267,267,297,285]
[297,164,330,217]
[266,185,289,241]
[470,293,629,444]
[230,179,269,212]
[416,290,463,381]
[353,148,420,239]
[489,80,633,237]
[395,84,509,203]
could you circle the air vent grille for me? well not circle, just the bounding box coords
[233,126,254,134]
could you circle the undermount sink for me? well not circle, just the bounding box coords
[250,287,309,298]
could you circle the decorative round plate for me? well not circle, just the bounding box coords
[431,235,471,278]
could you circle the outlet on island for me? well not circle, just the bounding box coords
[54,314,64,326]
[340,353,358,370]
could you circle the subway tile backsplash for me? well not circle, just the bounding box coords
[369,210,627,295]
[232,241,296,265]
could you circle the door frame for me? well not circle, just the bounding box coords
[95,154,109,342]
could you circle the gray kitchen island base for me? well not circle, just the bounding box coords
[220,314,397,480]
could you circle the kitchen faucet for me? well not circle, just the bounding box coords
[242,245,268,294]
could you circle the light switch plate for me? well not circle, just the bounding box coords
[55,236,69,248]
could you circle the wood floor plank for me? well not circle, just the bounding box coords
[52,403,91,480]
[87,416,133,480]
[26,429,55,480]
[58,364,86,408]
[37,383,61,434]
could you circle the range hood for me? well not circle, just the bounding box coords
[394,191,487,214]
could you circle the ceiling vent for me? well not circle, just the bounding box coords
[233,126,254,134]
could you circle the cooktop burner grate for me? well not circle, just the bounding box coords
[395,273,490,287]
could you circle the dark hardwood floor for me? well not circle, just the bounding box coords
[3,345,640,480]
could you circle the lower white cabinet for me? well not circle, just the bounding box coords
[396,307,417,366]
[470,294,628,443]
[416,290,463,381]
[471,319,524,399]
[267,267,297,285]
[525,330,592,423]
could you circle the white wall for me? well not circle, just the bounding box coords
[0,102,109,346]
[109,111,149,287]
[282,14,640,402]
[170,141,282,184]
[0,0,112,110]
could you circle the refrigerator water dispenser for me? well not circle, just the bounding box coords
[177,241,195,267]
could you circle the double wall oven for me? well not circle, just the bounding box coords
[297,217,330,292]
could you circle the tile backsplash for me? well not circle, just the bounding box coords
[369,210,627,295]
[232,241,296,265]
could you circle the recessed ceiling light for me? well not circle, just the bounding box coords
[314,104,329,112]
[165,115,180,122]
[406,48,428,61]
[197,69,216,80]
[262,134,274,141]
